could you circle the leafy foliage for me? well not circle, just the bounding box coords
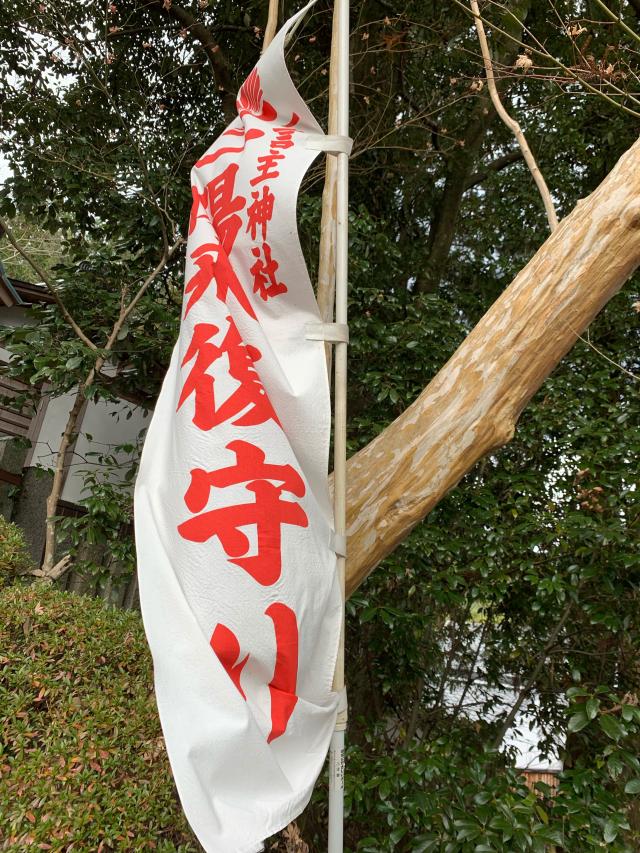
[0,584,199,851]
[0,516,35,582]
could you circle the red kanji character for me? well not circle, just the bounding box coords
[184,243,255,319]
[250,152,284,187]
[209,603,299,742]
[195,128,264,169]
[265,603,298,743]
[237,68,277,122]
[246,186,275,241]
[206,163,245,253]
[177,318,279,430]
[250,243,287,301]
[189,185,208,235]
[177,440,308,586]
[210,623,249,699]
[271,115,299,150]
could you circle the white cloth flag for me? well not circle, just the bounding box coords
[134,4,342,851]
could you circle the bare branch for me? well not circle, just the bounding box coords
[470,0,558,231]
[492,601,573,749]
[39,235,184,576]
[0,216,97,352]
[452,0,640,119]
[592,0,640,47]
[464,149,523,189]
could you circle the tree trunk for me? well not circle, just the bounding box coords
[415,0,531,292]
[343,135,640,598]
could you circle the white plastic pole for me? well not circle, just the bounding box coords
[328,0,349,849]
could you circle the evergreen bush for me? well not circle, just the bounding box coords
[0,584,199,851]
[0,517,35,583]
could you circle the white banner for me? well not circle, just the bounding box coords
[134,4,342,851]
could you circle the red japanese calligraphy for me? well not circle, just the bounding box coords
[250,152,284,187]
[272,115,299,148]
[189,164,246,250]
[195,128,264,169]
[178,440,308,586]
[184,243,256,319]
[177,318,279,430]
[210,623,249,700]
[249,116,298,187]
[246,186,275,241]
[209,603,299,742]
[189,186,208,235]
[180,86,310,747]
[237,68,277,123]
[250,243,287,301]
[265,603,299,743]
[207,163,245,253]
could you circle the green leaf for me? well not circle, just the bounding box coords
[473,791,492,805]
[586,697,600,720]
[599,715,624,741]
[568,710,590,733]
[624,778,640,794]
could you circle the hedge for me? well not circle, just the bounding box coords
[0,517,35,582]
[0,582,200,851]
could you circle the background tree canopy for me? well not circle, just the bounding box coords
[1,0,639,849]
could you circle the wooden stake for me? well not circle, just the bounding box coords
[262,0,278,53]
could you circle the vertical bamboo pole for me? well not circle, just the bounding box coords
[316,11,339,374]
[327,0,349,849]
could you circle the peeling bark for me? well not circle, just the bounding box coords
[343,136,640,597]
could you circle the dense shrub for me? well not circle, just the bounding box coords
[0,517,35,582]
[0,584,199,851]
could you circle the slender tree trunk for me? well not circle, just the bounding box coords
[342,135,640,597]
[415,0,531,292]
[40,364,101,577]
[37,239,182,577]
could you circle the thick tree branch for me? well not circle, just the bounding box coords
[342,136,640,598]
[150,1,237,122]
[464,149,523,190]
[415,0,530,292]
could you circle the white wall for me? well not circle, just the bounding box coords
[65,397,150,503]
[27,390,151,504]
[1,303,152,505]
